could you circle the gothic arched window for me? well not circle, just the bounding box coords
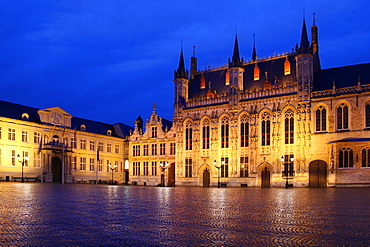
[221,116,229,148]
[185,121,193,150]
[362,147,370,167]
[284,109,294,144]
[365,102,370,128]
[240,114,249,147]
[339,147,353,168]
[261,112,271,146]
[315,105,327,132]
[337,103,349,130]
[202,118,210,149]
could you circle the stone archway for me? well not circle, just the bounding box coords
[309,160,327,187]
[52,157,62,183]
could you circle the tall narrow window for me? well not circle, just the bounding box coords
[80,157,86,171]
[284,58,291,75]
[9,150,16,166]
[22,130,28,143]
[361,147,370,167]
[71,157,76,170]
[185,121,193,150]
[143,162,149,175]
[225,72,230,85]
[80,139,86,150]
[202,119,210,149]
[90,158,95,172]
[151,127,157,138]
[90,140,95,151]
[98,159,103,172]
[151,144,157,155]
[71,138,76,148]
[221,157,229,177]
[254,64,260,81]
[284,109,294,144]
[366,102,370,128]
[133,162,140,175]
[170,143,176,155]
[8,128,15,141]
[240,115,249,147]
[34,132,41,144]
[143,145,149,156]
[151,161,157,176]
[221,117,229,148]
[339,148,353,168]
[160,143,165,155]
[261,112,271,146]
[185,158,192,177]
[316,106,327,132]
[337,103,349,130]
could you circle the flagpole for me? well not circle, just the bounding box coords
[39,136,43,183]
[62,144,65,184]
[96,150,99,184]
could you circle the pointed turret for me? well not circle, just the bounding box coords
[298,18,310,53]
[311,13,321,71]
[252,33,257,62]
[190,46,197,80]
[229,34,243,67]
[174,48,188,79]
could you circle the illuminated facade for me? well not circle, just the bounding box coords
[0,101,132,183]
[169,17,370,187]
[128,104,176,186]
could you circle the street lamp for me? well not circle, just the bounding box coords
[108,163,117,185]
[214,160,222,188]
[17,154,28,183]
[160,161,169,186]
[281,156,295,188]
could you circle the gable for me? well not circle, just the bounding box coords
[38,107,73,127]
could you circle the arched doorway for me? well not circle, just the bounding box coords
[167,163,175,186]
[309,160,327,187]
[261,166,270,187]
[203,168,210,187]
[52,157,62,183]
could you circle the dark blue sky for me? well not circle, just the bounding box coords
[1,0,369,126]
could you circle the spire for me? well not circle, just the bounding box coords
[311,12,321,71]
[252,33,257,62]
[229,34,243,67]
[299,17,310,53]
[174,47,188,79]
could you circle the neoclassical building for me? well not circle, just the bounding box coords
[170,17,370,187]
[0,100,132,183]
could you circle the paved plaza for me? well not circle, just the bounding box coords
[0,183,369,246]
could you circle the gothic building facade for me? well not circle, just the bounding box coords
[167,17,370,187]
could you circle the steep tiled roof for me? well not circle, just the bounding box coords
[189,54,296,98]
[313,63,370,91]
[0,100,133,138]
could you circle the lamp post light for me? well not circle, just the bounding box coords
[108,163,117,185]
[160,161,169,186]
[17,154,28,183]
[214,160,221,188]
[281,156,295,188]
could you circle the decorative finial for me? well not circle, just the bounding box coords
[253,33,255,45]
[153,102,157,112]
[193,46,196,56]
[313,12,316,25]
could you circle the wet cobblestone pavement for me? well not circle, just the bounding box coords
[0,183,369,246]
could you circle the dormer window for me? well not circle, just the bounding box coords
[200,74,206,89]
[284,58,291,75]
[254,64,260,81]
[80,125,86,131]
[21,113,29,120]
[225,72,230,85]
[107,130,112,136]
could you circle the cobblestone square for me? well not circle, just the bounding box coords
[0,183,369,246]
